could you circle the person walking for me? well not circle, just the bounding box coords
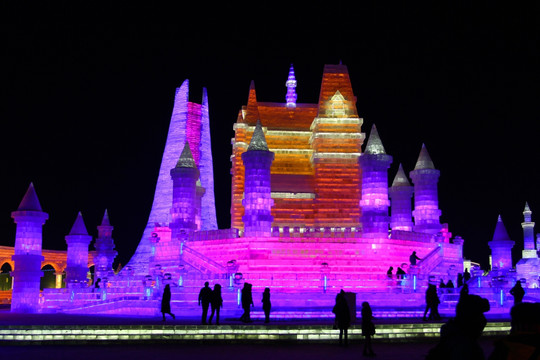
[332,289,351,347]
[240,283,254,323]
[161,284,175,321]
[423,284,441,321]
[361,301,376,357]
[198,281,212,324]
[262,287,271,323]
[409,251,421,266]
[208,284,223,325]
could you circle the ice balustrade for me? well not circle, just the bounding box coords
[181,244,227,275]
[188,228,239,241]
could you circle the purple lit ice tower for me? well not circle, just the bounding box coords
[489,215,515,270]
[65,212,92,288]
[10,183,48,313]
[285,64,297,108]
[389,164,414,231]
[359,124,392,237]
[410,144,442,234]
[94,210,117,281]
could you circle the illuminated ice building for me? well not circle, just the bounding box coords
[15,63,537,317]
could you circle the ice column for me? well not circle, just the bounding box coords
[389,164,414,231]
[285,64,297,108]
[489,215,515,270]
[410,144,442,234]
[65,212,92,288]
[242,120,275,237]
[10,183,48,313]
[94,209,117,280]
[521,202,537,259]
[359,124,392,238]
[170,142,199,239]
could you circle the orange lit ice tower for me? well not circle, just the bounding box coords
[65,212,92,288]
[10,183,48,313]
[94,210,117,281]
[170,142,199,239]
[410,144,441,234]
[389,164,414,231]
[242,120,275,237]
[489,215,514,270]
[312,65,364,228]
[359,124,392,237]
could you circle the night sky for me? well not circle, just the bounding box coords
[2,3,539,269]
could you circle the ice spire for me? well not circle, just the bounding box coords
[17,182,42,211]
[285,63,297,108]
[414,143,435,170]
[69,212,89,235]
[389,164,414,231]
[176,142,197,168]
[364,124,386,155]
[522,202,536,256]
[247,119,269,151]
[100,209,111,226]
[392,164,411,187]
[489,215,515,269]
[245,81,260,124]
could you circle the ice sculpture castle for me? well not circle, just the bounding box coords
[9,63,538,316]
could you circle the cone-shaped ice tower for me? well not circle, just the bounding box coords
[94,209,117,281]
[126,80,217,273]
[285,64,297,108]
[359,124,392,237]
[389,164,414,231]
[170,142,200,239]
[489,215,515,270]
[410,144,442,234]
[10,183,48,313]
[242,120,274,237]
[65,212,92,288]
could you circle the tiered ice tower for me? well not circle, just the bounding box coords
[10,183,48,313]
[389,164,414,231]
[65,212,92,288]
[489,215,515,270]
[410,144,442,234]
[285,64,297,108]
[359,124,392,237]
[93,210,117,281]
[170,142,199,239]
[516,203,539,286]
[241,120,275,237]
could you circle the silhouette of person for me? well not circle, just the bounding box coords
[423,284,441,321]
[409,251,421,266]
[459,283,469,304]
[94,277,101,289]
[426,294,490,360]
[161,284,175,321]
[446,280,455,292]
[396,267,406,280]
[262,287,271,323]
[463,268,471,283]
[439,279,447,289]
[387,266,394,279]
[488,302,540,360]
[361,301,376,357]
[332,290,351,347]
[240,282,254,323]
[198,281,212,324]
[509,281,525,305]
[208,283,223,325]
[457,273,463,288]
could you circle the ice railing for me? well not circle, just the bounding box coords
[415,244,443,274]
[181,244,227,275]
[269,226,362,238]
[188,228,239,241]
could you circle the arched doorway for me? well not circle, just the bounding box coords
[0,263,12,291]
[40,264,56,290]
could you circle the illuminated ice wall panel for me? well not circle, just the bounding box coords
[242,121,275,237]
[65,212,92,288]
[489,215,515,270]
[94,210,117,281]
[10,183,48,313]
[409,144,441,234]
[170,143,200,239]
[359,125,392,237]
[389,164,414,231]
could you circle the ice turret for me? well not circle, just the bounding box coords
[521,202,537,258]
[94,210,117,281]
[489,215,515,270]
[409,144,442,234]
[10,183,48,312]
[359,124,392,237]
[242,120,274,237]
[389,164,414,231]
[65,212,93,288]
[170,142,199,238]
[285,64,297,108]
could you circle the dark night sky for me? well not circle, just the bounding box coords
[1,2,539,269]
